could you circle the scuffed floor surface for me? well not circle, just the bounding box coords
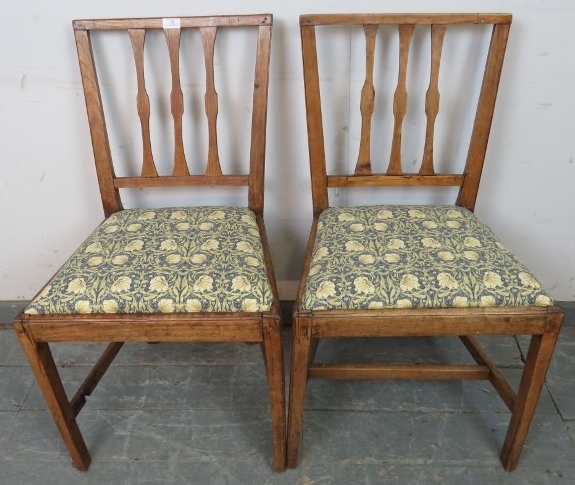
[1,301,574,484]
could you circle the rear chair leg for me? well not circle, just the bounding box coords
[14,320,91,471]
[500,312,562,471]
[286,316,313,468]
[262,317,286,472]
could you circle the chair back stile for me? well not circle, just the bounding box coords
[73,15,272,217]
[300,13,511,213]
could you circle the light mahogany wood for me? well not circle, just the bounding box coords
[300,25,329,214]
[288,13,564,473]
[14,321,91,471]
[387,24,415,176]
[164,26,189,177]
[201,27,223,177]
[460,335,516,411]
[114,174,249,188]
[74,15,272,31]
[74,30,122,216]
[248,24,273,214]
[17,14,285,474]
[300,13,512,26]
[420,24,446,175]
[262,317,287,471]
[500,311,562,470]
[286,316,313,468]
[24,314,265,343]
[70,342,124,416]
[128,29,158,177]
[457,23,511,211]
[327,173,464,187]
[355,25,378,175]
[308,363,491,380]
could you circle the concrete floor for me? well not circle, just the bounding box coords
[1,301,574,484]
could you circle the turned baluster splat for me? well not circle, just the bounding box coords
[355,25,378,176]
[420,24,447,176]
[73,14,273,212]
[128,29,158,178]
[164,25,190,177]
[387,24,415,176]
[200,27,223,177]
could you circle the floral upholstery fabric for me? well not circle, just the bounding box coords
[301,205,553,311]
[25,207,274,314]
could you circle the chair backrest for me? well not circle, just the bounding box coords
[300,13,511,214]
[73,15,272,217]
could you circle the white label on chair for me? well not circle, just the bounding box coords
[163,18,181,29]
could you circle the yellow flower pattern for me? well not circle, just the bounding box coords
[24,207,274,314]
[302,205,552,310]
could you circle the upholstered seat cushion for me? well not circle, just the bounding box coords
[25,207,274,314]
[301,205,553,310]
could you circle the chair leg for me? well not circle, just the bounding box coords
[14,321,91,471]
[500,313,562,471]
[262,317,286,472]
[286,316,313,468]
[70,342,124,416]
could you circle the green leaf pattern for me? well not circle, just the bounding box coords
[25,207,274,314]
[302,206,553,310]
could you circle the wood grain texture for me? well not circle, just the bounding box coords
[74,29,122,216]
[500,311,563,471]
[286,316,313,468]
[24,15,284,473]
[420,24,447,176]
[301,25,329,214]
[387,24,415,176]
[300,13,512,26]
[292,14,562,472]
[460,335,517,411]
[14,320,91,471]
[23,313,266,342]
[327,173,464,187]
[262,317,287,472]
[248,25,272,214]
[308,363,491,380]
[114,174,248,188]
[164,26,189,177]
[128,29,158,177]
[201,27,223,177]
[457,23,510,211]
[309,313,551,338]
[355,25,378,175]
[74,15,272,31]
[70,342,124,416]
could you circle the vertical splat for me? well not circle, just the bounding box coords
[128,29,158,177]
[164,26,190,176]
[355,25,378,175]
[201,26,223,176]
[387,24,415,176]
[420,24,447,176]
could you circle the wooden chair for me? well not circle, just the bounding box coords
[287,13,563,471]
[14,14,286,472]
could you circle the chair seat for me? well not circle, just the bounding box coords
[301,205,552,310]
[25,207,274,314]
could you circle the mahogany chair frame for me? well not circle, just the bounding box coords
[287,13,563,471]
[14,14,286,472]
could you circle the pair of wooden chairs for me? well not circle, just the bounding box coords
[14,13,562,473]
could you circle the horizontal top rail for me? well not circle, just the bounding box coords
[74,14,272,31]
[300,13,512,26]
